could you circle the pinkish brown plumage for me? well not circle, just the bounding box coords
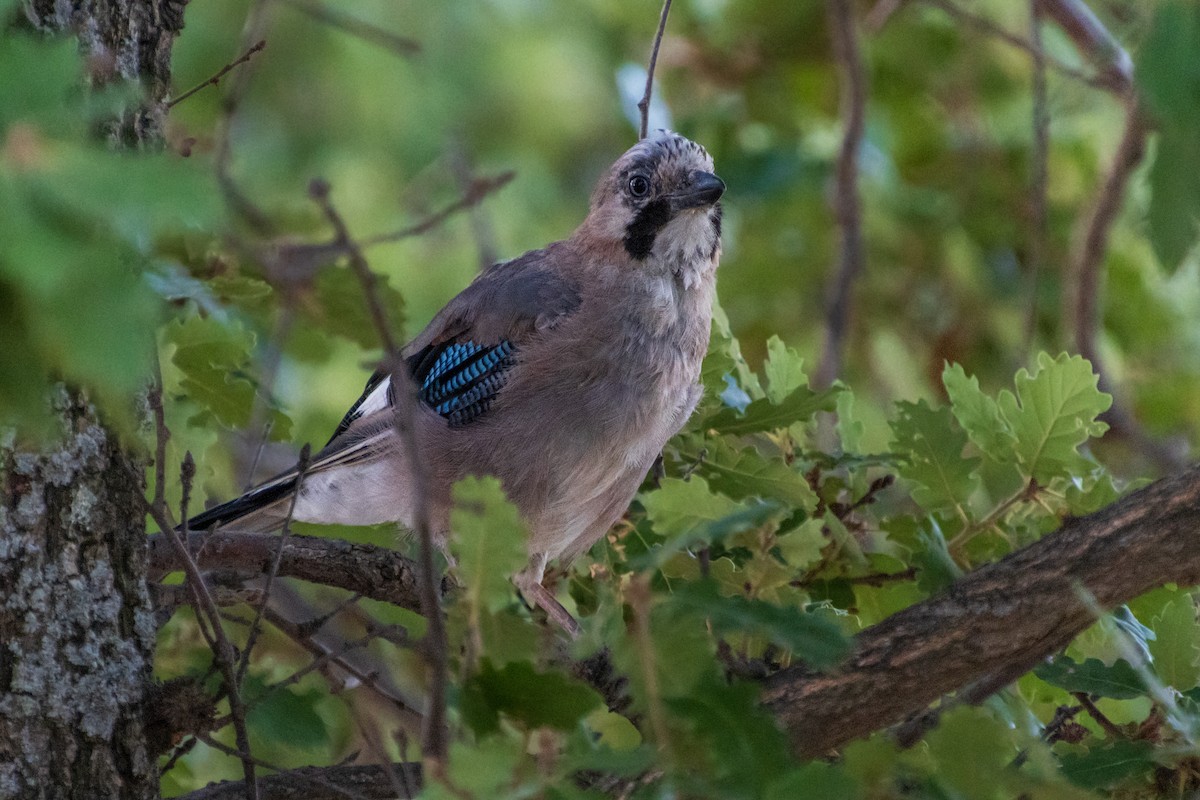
[189,131,724,633]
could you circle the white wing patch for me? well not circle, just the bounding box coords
[354,376,392,417]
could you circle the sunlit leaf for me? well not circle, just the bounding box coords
[680,437,817,509]
[943,362,1015,459]
[1148,594,1200,691]
[890,399,978,516]
[668,580,850,668]
[995,353,1111,484]
[704,383,841,436]
[1034,656,1148,699]
[763,334,807,404]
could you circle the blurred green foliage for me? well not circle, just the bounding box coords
[6,0,1200,797]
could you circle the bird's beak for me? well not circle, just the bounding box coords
[672,171,726,210]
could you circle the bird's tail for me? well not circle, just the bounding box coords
[185,472,300,534]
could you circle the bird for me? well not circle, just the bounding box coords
[187,130,725,634]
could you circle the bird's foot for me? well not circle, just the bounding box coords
[514,576,580,639]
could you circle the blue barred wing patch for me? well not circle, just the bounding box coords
[413,340,516,427]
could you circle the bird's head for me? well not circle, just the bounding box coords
[577,130,724,281]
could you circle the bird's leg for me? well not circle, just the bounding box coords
[514,555,580,639]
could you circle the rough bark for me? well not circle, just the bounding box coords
[180,764,420,800]
[146,531,424,612]
[0,2,187,797]
[24,0,186,146]
[0,391,157,798]
[763,463,1200,758]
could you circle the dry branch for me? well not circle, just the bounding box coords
[181,764,420,800]
[146,531,424,613]
[763,463,1200,757]
[1037,0,1132,93]
[815,0,868,389]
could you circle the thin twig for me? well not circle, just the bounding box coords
[274,0,421,58]
[1072,692,1126,739]
[168,40,267,109]
[359,172,515,248]
[243,306,296,490]
[815,0,868,389]
[916,0,1108,91]
[1066,100,1182,470]
[638,0,674,139]
[1023,0,1050,353]
[213,0,275,234]
[261,606,422,721]
[235,444,312,686]
[448,143,500,270]
[308,180,449,766]
[628,576,671,753]
[864,0,905,32]
[346,697,412,800]
[194,733,371,800]
[148,349,174,527]
[1036,0,1133,94]
[144,459,258,800]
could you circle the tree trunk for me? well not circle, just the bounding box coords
[1,392,157,798]
[0,2,185,797]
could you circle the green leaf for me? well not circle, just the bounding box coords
[665,676,794,795]
[451,477,528,616]
[638,478,782,568]
[1148,594,1200,691]
[942,362,1016,458]
[766,763,861,800]
[1147,125,1200,271]
[925,707,1014,798]
[681,437,817,510]
[0,35,79,128]
[1034,656,1148,699]
[1138,2,1200,269]
[704,383,841,436]
[890,399,979,516]
[775,517,827,570]
[309,267,406,349]
[835,388,864,454]
[763,335,807,403]
[1058,740,1156,789]
[166,315,259,428]
[641,477,741,541]
[668,580,851,668]
[245,683,327,751]
[996,353,1111,484]
[461,658,601,735]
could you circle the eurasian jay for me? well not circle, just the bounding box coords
[188,130,725,633]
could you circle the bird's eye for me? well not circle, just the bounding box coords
[628,174,650,198]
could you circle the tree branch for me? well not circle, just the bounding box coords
[146,531,424,613]
[816,0,868,389]
[763,463,1200,758]
[1036,0,1132,94]
[181,763,421,800]
[168,40,267,109]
